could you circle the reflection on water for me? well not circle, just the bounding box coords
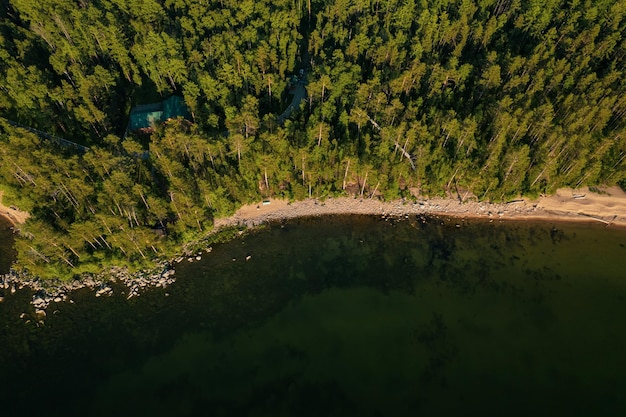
[1,215,626,416]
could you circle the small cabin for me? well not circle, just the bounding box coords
[127,96,191,134]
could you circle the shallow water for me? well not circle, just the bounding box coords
[1,215,626,416]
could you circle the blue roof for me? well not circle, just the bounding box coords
[162,96,191,120]
[129,96,190,131]
[130,110,163,130]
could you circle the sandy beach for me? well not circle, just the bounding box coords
[215,186,626,230]
[0,191,29,226]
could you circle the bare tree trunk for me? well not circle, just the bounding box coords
[28,245,50,263]
[66,245,81,258]
[139,190,150,211]
[195,210,203,232]
[82,235,98,250]
[370,181,380,198]
[318,123,323,146]
[394,141,416,170]
[208,149,215,169]
[170,192,182,220]
[98,235,112,250]
[360,171,368,197]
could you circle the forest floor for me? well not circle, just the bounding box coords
[0,191,29,225]
[214,186,626,230]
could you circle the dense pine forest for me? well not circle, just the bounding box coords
[1,0,625,278]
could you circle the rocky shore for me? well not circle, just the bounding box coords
[0,261,177,315]
[0,243,221,315]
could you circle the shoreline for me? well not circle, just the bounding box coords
[2,186,626,230]
[214,186,626,231]
[2,186,626,313]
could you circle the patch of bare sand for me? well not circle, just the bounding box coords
[214,187,626,231]
[534,186,626,225]
[0,191,29,226]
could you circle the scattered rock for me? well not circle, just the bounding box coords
[1,258,179,315]
[95,284,113,297]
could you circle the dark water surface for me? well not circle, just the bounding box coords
[0,216,15,274]
[1,215,626,416]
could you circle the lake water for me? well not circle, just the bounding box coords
[0,216,15,275]
[1,214,626,416]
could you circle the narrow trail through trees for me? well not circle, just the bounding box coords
[4,119,90,153]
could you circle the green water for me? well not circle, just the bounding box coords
[1,215,626,416]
